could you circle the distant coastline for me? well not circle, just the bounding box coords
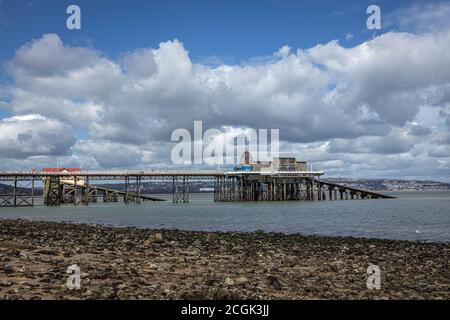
[1,178,449,196]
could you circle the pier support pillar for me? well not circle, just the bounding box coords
[44,177,62,206]
[173,176,189,203]
[103,190,119,202]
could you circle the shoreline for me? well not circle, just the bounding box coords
[1,217,448,245]
[0,219,448,300]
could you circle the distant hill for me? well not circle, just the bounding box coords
[321,178,450,191]
[0,183,43,195]
[98,180,215,194]
[1,178,448,195]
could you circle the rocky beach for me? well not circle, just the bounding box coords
[0,219,448,300]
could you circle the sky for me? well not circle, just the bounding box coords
[0,0,450,181]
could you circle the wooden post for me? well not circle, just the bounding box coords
[31,175,35,206]
[13,176,17,207]
[125,176,129,204]
[184,176,189,203]
[83,177,89,205]
[136,176,141,204]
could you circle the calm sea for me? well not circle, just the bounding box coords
[0,191,449,242]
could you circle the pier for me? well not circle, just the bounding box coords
[0,169,395,207]
[214,171,394,202]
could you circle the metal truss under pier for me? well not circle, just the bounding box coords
[0,176,35,207]
[214,172,396,202]
[0,170,395,207]
[56,180,166,206]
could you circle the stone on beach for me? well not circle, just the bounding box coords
[0,219,448,300]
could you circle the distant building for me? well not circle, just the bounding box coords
[42,168,82,174]
[42,168,84,185]
[199,187,215,192]
[233,152,308,172]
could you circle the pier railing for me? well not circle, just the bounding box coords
[0,170,226,177]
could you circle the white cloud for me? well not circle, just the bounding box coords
[73,140,145,168]
[0,114,76,159]
[1,29,450,180]
[8,34,101,77]
[386,1,450,33]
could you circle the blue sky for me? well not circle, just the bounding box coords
[0,0,449,180]
[0,0,410,63]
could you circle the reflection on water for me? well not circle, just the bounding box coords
[0,191,449,242]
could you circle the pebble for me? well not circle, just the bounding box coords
[0,219,447,300]
[224,277,235,286]
[116,290,127,300]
